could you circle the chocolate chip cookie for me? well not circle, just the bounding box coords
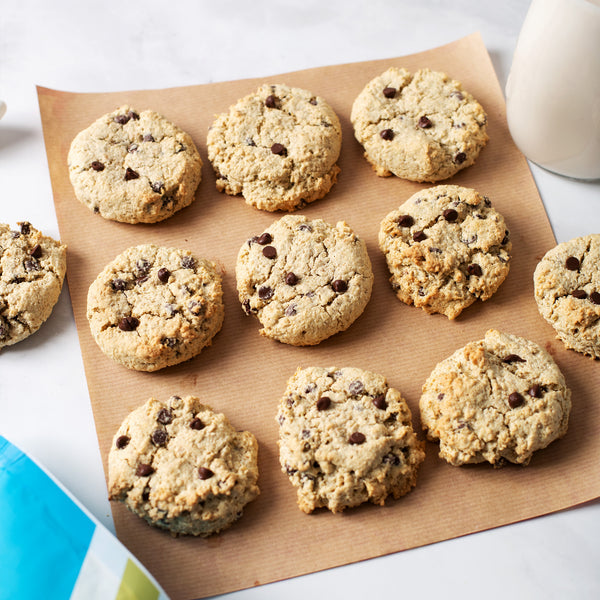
[277,366,425,513]
[236,215,373,345]
[0,222,67,348]
[534,233,600,358]
[420,329,571,466]
[87,245,224,371]
[351,67,488,182]
[379,185,511,319]
[207,84,342,211]
[68,105,202,223]
[108,395,260,537]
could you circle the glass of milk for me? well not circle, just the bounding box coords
[506,0,600,180]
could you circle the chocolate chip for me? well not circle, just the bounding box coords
[285,272,298,285]
[437,393,445,400]
[382,87,396,98]
[271,143,286,156]
[20,222,31,235]
[143,133,155,142]
[417,116,432,128]
[332,279,348,293]
[380,128,394,141]
[151,429,168,446]
[382,453,401,465]
[124,167,139,181]
[451,91,465,101]
[258,286,273,300]
[298,223,312,232]
[137,259,151,275]
[91,161,105,171]
[29,244,42,259]
[572,289,587,299]
[467,263,483,277]
[114,114,130,125]
[188,300,204,315]
[142,490,150,501]
[128,111,139,120]
[285,304,297,317]
[136,464,154,477]
[157,268,170,283]
[111,278,127,291]
[245,137,256,146]
[413,231,427,242]
[128,143,138,153]
[443,208,458,222]
[256,232,272,245]
[315,396,331,411]
[161,337,178,347]
[181,256,196,269]
[503,354,525,364]
[309,97,318,105]
[198,467,214,480]
[24,259,40,272]
[115,435,130,449]
[118,316,139,331]
[265,94,278,108]
[190,418,205,430]
[528,384,543,398]
[349,380,364,395]
[454,152,467,164]
[565,256,580,271]
[262,246,277,259]
[591,292,600,305]
[157,408,173,424]
[397,215,414,228]
[373,395,387,410]
[508,392,524,408]
[151,181,164,193]
[349,432,366,445]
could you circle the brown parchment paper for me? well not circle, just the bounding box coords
[38,33,600,600]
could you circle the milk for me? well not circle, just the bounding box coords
[506,0,600,180]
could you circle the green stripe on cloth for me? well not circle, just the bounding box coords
[116,558,160,600]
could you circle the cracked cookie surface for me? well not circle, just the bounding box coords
[68,105,202,223]
[108,395,259,536]
[379,185,511,319]
[277,366,425,513]
[236,214,373,346]
[207,84,342,211]
[534,234,600,358]
[0,222,66,348]
[351,67,488,182]
[87,244,224,371]
[419,329,571,466]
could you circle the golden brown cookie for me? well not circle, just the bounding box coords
[207,84,341,211]
[108,395,259,536]
[351,67,488,182]
[68,106,202,223]
[277,366,425,513]
[420,329,571,466]
[87,244,224,371]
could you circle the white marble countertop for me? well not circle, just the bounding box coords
[1,1,599,598]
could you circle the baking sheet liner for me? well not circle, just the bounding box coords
[38,33,600,600]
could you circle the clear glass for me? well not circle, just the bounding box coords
[506,0,600,180]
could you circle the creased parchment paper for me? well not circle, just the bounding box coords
[38,33,600,600]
